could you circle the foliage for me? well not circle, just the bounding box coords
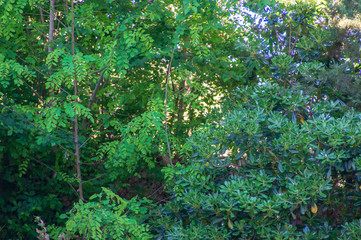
[0,0,242,237]
[98,98,168,181]
[238,0,361,108]
[1,0,361,238]
[159,83,361,239]
[51,188,152,240]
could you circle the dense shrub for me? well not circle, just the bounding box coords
[156,83,361,239]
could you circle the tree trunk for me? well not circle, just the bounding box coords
[48,0,55,52]
[71,0,84,201]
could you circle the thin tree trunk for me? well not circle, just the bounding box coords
[71,0,84,201]
[47,0,56,105]
[177,36,188,124]
[40,7,45,24]
[71,0,75,55]
[48,0,55,52]
[177,79,185,123]
[164,48,175,166]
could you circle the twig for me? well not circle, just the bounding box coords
[146,184,165,199]
[85,67,107,78]
[82,173,106,183]
[15,56,72,96]
[290,26,300,55]
[22,80,45,104]
[27,24,47,38]
[212,163,232,168]
[164,47,175,166]
[80,70,106,130]
[32,158,80,199]
[79,108,118,149]
[273,25,281,42]
[259,66,284,83]
[39,6,71,31]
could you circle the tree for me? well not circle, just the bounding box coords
[0,0,242,238]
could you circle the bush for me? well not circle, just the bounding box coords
[155,83,361,239]
[51,188,152,240]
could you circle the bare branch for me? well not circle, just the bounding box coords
[87,70,104,109]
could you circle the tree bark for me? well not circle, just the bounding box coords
[71,0,84,201]
[48,0,55,52]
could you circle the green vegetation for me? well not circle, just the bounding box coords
[1,0,361,239]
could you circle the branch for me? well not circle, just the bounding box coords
[87,70,104,109]
[212,163,232,168]
[39,6,71,32]
[82,173,106,183]
[260,66,284,83]
[164,47,175,166]
[80,70,106,130]
[79,108,118,149]
[15,56,72,96]
[27,24,47,38]
[32,158,80,199]
[22,79,45,104]
[85,67,107,78]
[288,23,292,56]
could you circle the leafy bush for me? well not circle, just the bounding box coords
[157,83,361,239]
[52,188,152,240]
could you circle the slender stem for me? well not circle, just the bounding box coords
[288,23,292,56]
[32,158,80,198]
[87,71,104,109]
[16,56,72,96]
[290,26,300,55]
[71,1,75,56]
[71,0,84,201]
[28,24,47,37]
[39,7,45,24]
[23,80,45,104]
[40,7,71,32]
[164,48,175,166]
[81,70,105,130]
[48,0,55,52]
[79,109,118,149]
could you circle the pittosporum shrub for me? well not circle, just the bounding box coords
[155,82,361,239]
